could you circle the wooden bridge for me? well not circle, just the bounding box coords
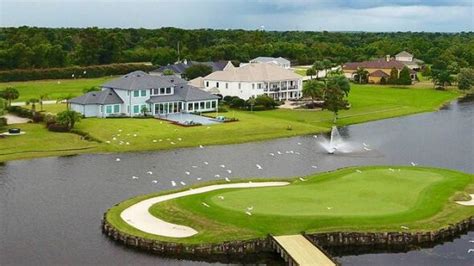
[270,234,337,266]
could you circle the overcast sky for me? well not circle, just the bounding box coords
[1,0,473,32]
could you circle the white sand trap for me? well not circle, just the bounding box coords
[456,194,474,206]
[120,181,289,238]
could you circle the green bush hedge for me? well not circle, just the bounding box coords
[0,63,156,82]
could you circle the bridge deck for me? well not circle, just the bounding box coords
[272,235,336,266]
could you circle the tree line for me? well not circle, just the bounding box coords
[1,27,472,70]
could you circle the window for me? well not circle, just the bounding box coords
[166,87,171,94]
[200,102,205,109]
[160,88,165,94]
[153,89,159,95]
[133,105,139,114]
[194,102,199,110]
[216,82,219,88]
[206,101,210,109]
[106,106,112,114]
[206,81,209,87]
[113,104,120,113]
[211,101,216,108]
[258,83,262,89]
[133,91,139,97]
[140,90,146,97]
[188,103,193,111]
[225,83,228,89]
[252,83,255,89]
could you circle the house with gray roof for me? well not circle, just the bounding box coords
[70,71,219,118]
[150,59,234,78]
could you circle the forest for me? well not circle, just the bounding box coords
[0,27,473,70]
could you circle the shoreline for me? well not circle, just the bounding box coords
[101,215,473,264]
[0,95,465,163]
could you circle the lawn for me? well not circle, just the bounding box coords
[106,166,473,244]
[0,84,461,162]
[0,123,99,161]
[0,76,114,102]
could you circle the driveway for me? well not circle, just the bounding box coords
[1,114,31,124]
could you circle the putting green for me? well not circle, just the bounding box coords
[107,166,473,244]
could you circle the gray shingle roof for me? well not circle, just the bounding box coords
[146,84,219,103]
[70,88,123,105]
[152,60,230,74]
[102,71,175,91]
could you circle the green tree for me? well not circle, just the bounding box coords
[255,95,278,109]
[152,47,178,66]
[26,98,39,113]
[184,64,213,80]
[431,70,453,89]
[312,61,324,79]
[323,76,351,123]
[447,62,460,75]
[303,80,324,102]
[421,65,432,77]
[388,67,399,84]
[141,105,149,116]
[457,68,474,91]
[398,66,412,85]
[0,87,20,107]
[306,67,316,79]
[56,110,82,130]
[322,59,333,78]
[354,67,369,84]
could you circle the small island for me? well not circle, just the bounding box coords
[103,166,473,262]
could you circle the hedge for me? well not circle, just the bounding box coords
[0,63,156,82]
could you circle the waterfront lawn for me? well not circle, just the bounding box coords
[0,77,113,102]
[106,166,473,244]
[0,123,98,162]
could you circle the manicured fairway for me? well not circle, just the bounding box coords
[106,166,473,244]
[0,76,114,102]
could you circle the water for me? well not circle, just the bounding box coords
[1,100,473,265]
[319,125,360,154]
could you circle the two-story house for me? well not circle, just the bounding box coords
[70,71,219,118]
[201,63,302,100]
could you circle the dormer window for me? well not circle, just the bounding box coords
[160,88,165,94]
[166,87,171,94]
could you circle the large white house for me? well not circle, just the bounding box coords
[200,63,303,100]
[240,57,291,69]
[70,71,219,118]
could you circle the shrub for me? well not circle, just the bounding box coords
[0,63,156,82]
[47,123,70,132]
[0,117,7,129]
[229,97,246,108]
[223,96,234,103]
[398,66,412,85]
[7,106,34,118]
[44,114,57,127]
[254,95,278,109]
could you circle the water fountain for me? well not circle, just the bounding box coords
[320,126,358,154]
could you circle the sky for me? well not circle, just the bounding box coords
[0,0,473,32]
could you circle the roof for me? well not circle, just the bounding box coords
[204,63,301,82]
[250,57,290,65]
[146,84,219,103]
[369,70,390,78]
[396,51,413,57]
[152,60,232,74]
[188,76,204,88]
[102,71,175,91]
[70,88,123,105]
[343,59,408,71]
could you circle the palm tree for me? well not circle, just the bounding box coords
[312,61,325,79]
[354,67,369,84]
[0,87,20,107]
[26,98,40,113]
[57,94,74,110]
[322,59,333,78]
[306,68,316,80]
[303,80,325,103]
[39,94,49,111]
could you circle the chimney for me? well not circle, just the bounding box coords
[386,55,390,62]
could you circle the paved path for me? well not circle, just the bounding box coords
[272,235,336,266]
[120,181,289,238]
[1,113,31,124]
[11,100,58,106]
[456,194,474,206]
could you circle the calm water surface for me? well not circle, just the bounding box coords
[1,100,473,265]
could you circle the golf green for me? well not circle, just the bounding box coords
[107,166,473,244]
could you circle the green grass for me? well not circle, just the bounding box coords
[105,166,473,244]
[0,84,461,162]
[0,77,114,102]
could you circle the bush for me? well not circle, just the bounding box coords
[0,63,156,82]
[254,95,278,109]
[229,97,246,108]
[0,117,7,129]
[7,106,34,118]
[44,114,57,127]
[47,123,70,132]
[223,96,234,103]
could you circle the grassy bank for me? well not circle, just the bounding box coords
[106,166,473,244]
[0,84,461,162]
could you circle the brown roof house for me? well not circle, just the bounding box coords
[342,55,417,84]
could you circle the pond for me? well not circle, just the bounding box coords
[1,100,473,265]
